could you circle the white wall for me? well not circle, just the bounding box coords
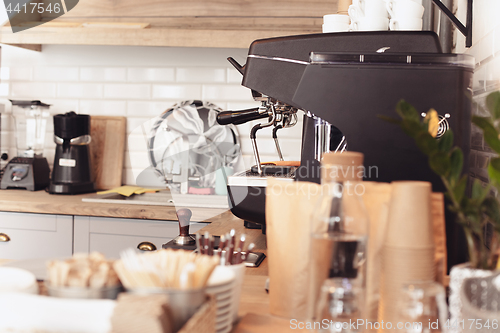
[0,44,303,185]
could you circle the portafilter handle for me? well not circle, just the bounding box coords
[216,107,268,125]
[173,208,196,245]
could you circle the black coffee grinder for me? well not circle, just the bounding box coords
[48,112,95,194]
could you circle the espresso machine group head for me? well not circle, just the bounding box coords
[216,31,473,269]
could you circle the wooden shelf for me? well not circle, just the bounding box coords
[0,17,323,49]
[0,0,335,50]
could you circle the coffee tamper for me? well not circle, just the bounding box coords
[172,208,196,245]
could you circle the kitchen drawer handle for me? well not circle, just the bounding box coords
[137,241,156,251]
[0,233,10,242]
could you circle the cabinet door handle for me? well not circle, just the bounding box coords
[0,233,10,242]
[137,241,156,251]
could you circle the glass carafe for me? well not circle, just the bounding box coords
[310,152,369,333]
[11,100,50,157]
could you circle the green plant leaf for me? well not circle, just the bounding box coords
[471,179,488,205]
[396,100,420,123]
[429,151,450,176]
[486,91,500,120]
[453,175,468,205]
[415,131,438,155]
[488,158,500,185]
[377,115,402,125]
[483,196,500,227]
[472,116,500,153]
[449,147,463,184]
[401,119,423,138]
[438,130,454,152]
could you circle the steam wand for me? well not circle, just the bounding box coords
[251,103,276,175]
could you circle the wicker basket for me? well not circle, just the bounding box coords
[178,294,216,333]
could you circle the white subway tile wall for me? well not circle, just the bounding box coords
[81,68,127,82]
[0,45,303,185]
[456,0,500,188]
[127,68,175,82]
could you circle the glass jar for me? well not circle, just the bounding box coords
[315,278,363,333]
[310,152,369,332]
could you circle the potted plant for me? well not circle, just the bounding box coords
[381,92,500,331]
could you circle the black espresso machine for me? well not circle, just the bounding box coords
[216,31,474,269]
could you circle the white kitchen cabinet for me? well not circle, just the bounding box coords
[0,212,73,260]
[74,216,207,259]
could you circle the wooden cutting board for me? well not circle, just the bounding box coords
[89,116,127,190]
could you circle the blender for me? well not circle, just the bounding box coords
[0,100,50,191]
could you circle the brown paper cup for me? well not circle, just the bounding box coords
[362,182,393,323]
[385,181,434,249]
[266,178,323,319]
[379,181,436,333]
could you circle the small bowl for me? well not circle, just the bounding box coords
[127,287,206,332]
[45,282,122,300]
[0,267,38,294]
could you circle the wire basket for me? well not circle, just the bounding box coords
[461,272,500,333]
[179,294,216,333]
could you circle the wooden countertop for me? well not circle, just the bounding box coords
[0,189,269,275]
[0,189,278,330]
[0,189,231,223]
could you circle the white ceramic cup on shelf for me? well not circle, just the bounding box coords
[323,23,350,32]
[323,14,350,33]
[348,4,364,22]
[323,14,350,24]
[351,16,389,31]
[323,14,349,33]
[389,17,422,30]
[352,0,389,17]
[386,0,425,19]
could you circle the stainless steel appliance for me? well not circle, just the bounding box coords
[0,100,50,191]
[48,112,95,194]
[217,31,473,268]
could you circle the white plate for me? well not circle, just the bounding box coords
[216,317,232,329]
[215,325,233,333]
[216,325,232,333]
[215,297,232,308]
[0,267,38,294]
[216,311,232,324]
[207,284,232,294]
[215,316,232,329]
[208,290,232,299]
[207,266,235,288]
[1,257,63,281]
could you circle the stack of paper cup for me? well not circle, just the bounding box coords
[379,181,436,327]
[323,14,350,33]
[387,0,425,30]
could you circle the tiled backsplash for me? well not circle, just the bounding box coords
[0,44,303,185]
[455,0,500,189]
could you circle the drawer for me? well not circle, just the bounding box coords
[74,216,208,258]
[89,233,172,259]
[0,213,73,260]
[0,211,58,231]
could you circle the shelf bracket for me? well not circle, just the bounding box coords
[431,0,472,47]
[5,43,42,52]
